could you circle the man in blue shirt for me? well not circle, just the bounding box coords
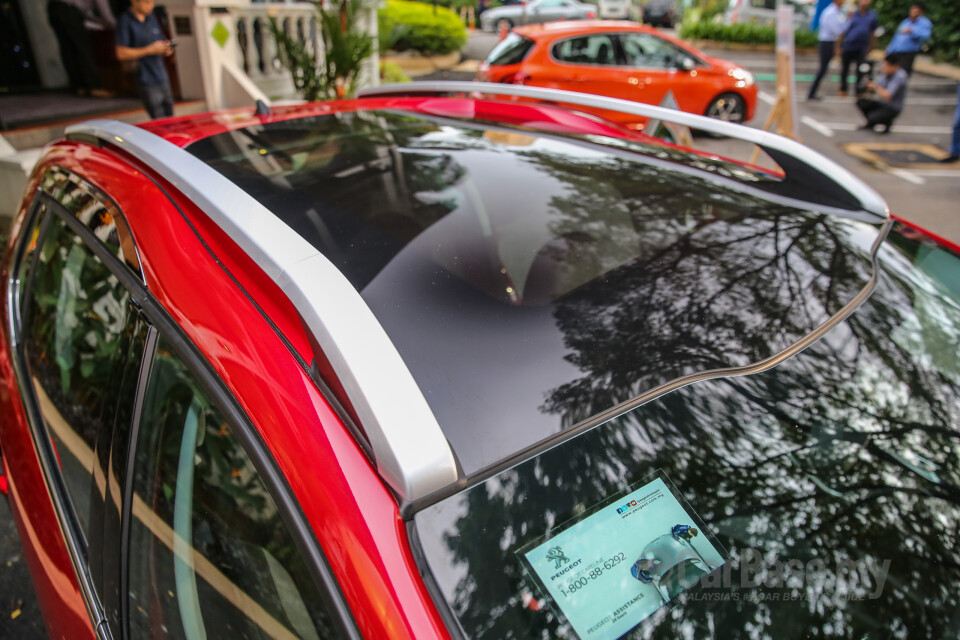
[115,0,174,119]
[857,53,909,133]
[808,0,847,101]
[886,3,932,75]
[838,0,878,97]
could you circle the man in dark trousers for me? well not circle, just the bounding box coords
[115,0,174,119]
[807,0,846,101]
[48,0,113,96]
[837,0,878,97]
[857,53,909,133]
[941,83,960,163]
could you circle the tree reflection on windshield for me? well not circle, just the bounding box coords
[415,224,960,640]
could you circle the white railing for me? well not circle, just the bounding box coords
[233,3,319,101]
[166,0,380,110]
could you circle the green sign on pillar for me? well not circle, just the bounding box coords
[211,19,230,49]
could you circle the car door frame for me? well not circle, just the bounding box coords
[6,164,361,640]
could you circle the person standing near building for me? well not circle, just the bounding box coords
[115,0,174,119]
[837,0,879,97]
[886,3,932,76]
[808,0,847,101]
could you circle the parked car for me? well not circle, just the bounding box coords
[2,81,959,640]
[642,0,680,27]
[479,0,598,33]
[724,0,814,29]
[597,0,633,20]
[477,21,758,125]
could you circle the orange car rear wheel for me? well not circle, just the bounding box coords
[705,92,746,124]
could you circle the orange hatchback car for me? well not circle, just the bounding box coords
[477,21,758,126]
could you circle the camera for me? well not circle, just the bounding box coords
[856,61,875,98]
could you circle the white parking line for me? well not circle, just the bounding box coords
[801,116,834,137]
[820,122,953,134]
[888,168,927,184]
[758,91,775,105]
[908,169,960,177]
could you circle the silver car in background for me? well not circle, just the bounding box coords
[480,0,599,32]
[598,0,633,20]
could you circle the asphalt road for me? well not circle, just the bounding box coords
[708,48,959,245]
[1,29,957,639]
[0,494,45,638]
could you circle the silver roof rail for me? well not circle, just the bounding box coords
[358,81,889,219]
[65,119,459,502]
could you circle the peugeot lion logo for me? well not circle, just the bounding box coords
[545,546,570,569]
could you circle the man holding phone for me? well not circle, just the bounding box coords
[115,0,175,119]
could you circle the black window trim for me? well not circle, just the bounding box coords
[548,32,625,67]
[485,33,537,67]
[118,322,156,640]
[40,165,144,280]
[407,520,467,640]
[7,196,110,637]
[9,178,360,640]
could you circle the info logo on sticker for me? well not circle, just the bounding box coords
[519,474,724,640]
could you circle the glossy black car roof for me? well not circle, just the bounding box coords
[187,108,885,477]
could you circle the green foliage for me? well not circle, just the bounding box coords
[270,0,374,101]
[872,0,960,63]
[380,60,412,83]
[378,0,468,55]
[680,18,819,48]
[684,0,726,23]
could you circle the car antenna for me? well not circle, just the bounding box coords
[255,99,272,116]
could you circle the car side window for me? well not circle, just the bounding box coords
[24,212,136,546]
[552,34,618,66]
[620,32,682,69]
[127,335,339,639]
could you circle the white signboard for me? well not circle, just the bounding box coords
[521,475,725,640]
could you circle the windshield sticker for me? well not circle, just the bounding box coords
[519,474,724,640]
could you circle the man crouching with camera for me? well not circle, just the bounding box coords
[856,53,909,133]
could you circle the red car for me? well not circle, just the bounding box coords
[477,21,758,125]
[1,83,959,640]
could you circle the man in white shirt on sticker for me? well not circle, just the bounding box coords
[808,0,847,101]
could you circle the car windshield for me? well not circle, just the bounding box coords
[188,108,882,476]
[413,222,960,639]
